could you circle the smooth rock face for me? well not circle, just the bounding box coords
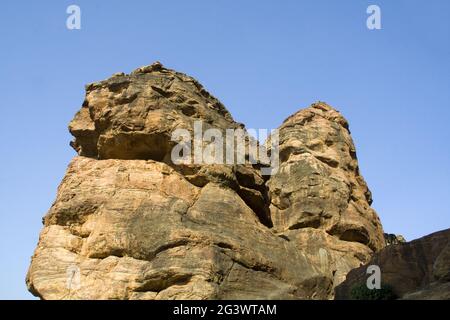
[27,62,385,299]
[335,228,450,300]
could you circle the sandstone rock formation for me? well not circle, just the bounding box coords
[335,228,450,300]
[27,62,385,299]
[267,104,385,286]
[384,233,406,246]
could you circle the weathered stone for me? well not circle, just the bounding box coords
[268,103,384,251]
[384,233,406,246]
[27,157,330,299]
[267,102,385,288]
[27,63,386,299]
[335,228,450,300]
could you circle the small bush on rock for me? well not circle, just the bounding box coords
[350,283,397,300]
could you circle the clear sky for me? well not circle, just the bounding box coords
[0,0,449,299]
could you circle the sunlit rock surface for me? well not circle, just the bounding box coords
[27,63,385,299]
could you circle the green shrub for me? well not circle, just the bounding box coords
[350,283,397,300]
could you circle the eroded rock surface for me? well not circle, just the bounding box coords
[266,103,385,286]
[335,228,450,300]
[384,233,406,246]
[27,62,385,299]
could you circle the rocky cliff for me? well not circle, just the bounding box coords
[26,62,385,299]
[335,228,450,299]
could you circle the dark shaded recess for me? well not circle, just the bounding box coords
[235,168,273,228]
[237,187,273,228]
[98,133,174,162]
[338,229,370,246]
[134,273,193,293]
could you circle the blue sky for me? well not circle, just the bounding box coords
[0,0,449,299]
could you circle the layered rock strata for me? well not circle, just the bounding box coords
[27,62,385,299]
